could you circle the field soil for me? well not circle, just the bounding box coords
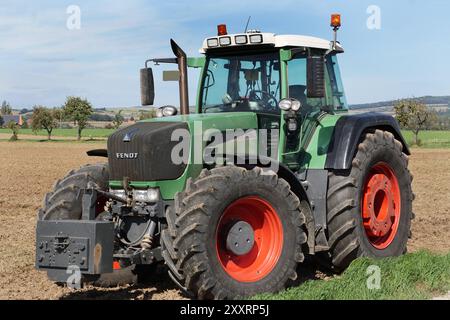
[0,142,448,300]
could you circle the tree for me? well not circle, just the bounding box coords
[31,106,60,140]
[63,96,93,140]
[0,115,3,127]
[139,109,156,120]
[112,110,124,129]
[7,121,19,141]
[1,101,12,115]
[394,99,437,145]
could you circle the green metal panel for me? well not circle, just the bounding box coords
[277,49,290,162]
[187,57,206,113]
[300,114,342,169]
[187,57,205,68]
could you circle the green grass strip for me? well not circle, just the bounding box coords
[254,251,450,300]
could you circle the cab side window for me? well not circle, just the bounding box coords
[325,55,348,110]
[287,56,327,114]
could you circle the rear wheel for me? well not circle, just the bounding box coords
[326,130,413,270]
[39,163,148,287]
[161,166,307,299]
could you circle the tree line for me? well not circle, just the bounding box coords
[0,97,125,141]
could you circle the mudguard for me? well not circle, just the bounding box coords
[325,112,410,170]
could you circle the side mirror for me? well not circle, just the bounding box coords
[140,68,155,106]
[307,56,325,98]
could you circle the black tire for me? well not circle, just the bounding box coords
[39,163,145,287]
[160,166,307,299]
[326,130,413,270]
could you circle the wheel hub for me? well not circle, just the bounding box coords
[362,162,401,249]
[216,196,283,282]
[225,221,255,256]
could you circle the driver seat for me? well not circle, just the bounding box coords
[289,85,308,106]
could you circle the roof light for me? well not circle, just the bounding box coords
[217,24,228,36]
[235,35,247,45]
[207,38,219,47]
[249,34,263,44]
[331,14,341,29]
[219,36,231,46]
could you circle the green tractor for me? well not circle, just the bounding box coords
[36,17,413,299]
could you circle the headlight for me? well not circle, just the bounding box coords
[278,99,292,111]
[110,189,126,199]
[291,99,302,111]
[133,188,160,203]
[162,105,177,117]
[156,106,178,118]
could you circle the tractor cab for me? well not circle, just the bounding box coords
[198,29,348,116]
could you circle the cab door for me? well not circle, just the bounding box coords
[280,51,329,171]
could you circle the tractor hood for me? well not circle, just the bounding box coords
[107,112,258,182]
[143,112,258,132]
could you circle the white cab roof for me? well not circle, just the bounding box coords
[200,33,343,53]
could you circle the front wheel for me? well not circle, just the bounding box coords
[161,166,307,299]
[326,130,414,270]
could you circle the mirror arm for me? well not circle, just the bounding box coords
[145,58,178,68]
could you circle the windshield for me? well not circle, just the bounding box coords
[200,52,281,114]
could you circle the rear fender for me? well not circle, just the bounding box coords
[325,113,410,170]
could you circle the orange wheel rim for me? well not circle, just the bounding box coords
[362,162,401,249]
[216,196,283,282]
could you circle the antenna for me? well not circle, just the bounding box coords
[244,16,251,33]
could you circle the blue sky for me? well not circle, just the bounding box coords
[0,0,449,108]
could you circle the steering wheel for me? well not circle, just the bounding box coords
[249,90,278,111]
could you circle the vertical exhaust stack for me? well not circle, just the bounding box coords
[170,39,189,115]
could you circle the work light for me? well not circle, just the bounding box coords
[219,36,231,46]
[235,35,248,45]
[249,34,263,44]
[207,38,219,47]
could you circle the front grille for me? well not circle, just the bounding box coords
[107,122,189,181]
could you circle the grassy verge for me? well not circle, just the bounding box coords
[0,128,114,138]
[0,138,106,144]
[254,251,450,300]
[402,130,450,148]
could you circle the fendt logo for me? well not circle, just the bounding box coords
[123,128,140,142]
[116,153,139,159]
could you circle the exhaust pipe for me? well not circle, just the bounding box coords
[170,39,189,115]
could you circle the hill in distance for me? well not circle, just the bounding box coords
[350,95,450,110]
